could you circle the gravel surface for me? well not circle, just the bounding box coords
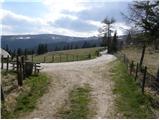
[23,52,117,119]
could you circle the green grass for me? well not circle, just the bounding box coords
[1,74,49,119]
[111,60,158,119]
[27,47,104,63]
[1,70,17,76]
[57,85,91,119]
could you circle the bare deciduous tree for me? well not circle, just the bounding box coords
[99,17,115,53]
[122,0,159,49]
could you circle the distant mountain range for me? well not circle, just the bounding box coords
[1,34,127,52]
[1,34,103,51]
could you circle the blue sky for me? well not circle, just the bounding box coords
[1,0,133,37]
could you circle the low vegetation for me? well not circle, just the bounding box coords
[1,74,49,119]
[27,47,104,63]
[120,46,158,75]
[56,84,91,119]
[111,60,158,119]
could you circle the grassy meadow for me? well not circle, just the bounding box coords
[120,46,159,75]
[27,47,105,63]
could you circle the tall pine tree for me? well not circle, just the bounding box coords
[111,31,118,53]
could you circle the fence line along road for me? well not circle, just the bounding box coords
[115,52,159,94]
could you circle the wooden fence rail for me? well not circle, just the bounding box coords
[116,52,159,94]
[1,55,42,101]
[1,55,4,69]
[28,52,100,63]
[34,63,41,75]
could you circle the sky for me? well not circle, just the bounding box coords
[0,0,133,37]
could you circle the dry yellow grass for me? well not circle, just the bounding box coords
[120,46,159,75]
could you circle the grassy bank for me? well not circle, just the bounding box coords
[57,85,91,119]
[2,74,49,119]
[27,47,104,63]
[111,60,158,119]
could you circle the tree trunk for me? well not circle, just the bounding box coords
[107,24,111,53]
[107,38,111,53]
[155,39,159,50]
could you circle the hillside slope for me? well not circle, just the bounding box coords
[1,34,101,51]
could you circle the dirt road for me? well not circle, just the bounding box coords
[24,53,117,119]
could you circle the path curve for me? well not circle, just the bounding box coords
[24,52,117,119]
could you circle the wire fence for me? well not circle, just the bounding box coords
[27,51,101,63]
[115,52,159,94]
[1,55,40,101]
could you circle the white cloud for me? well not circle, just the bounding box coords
[52,28,98,37]
[42,0,90,13]
[1,9,49,26]
[0,0,4,3]
[1,9,130,37]
[112,22,131,35]
[1,0,132,37]
[1,6,100,37]
[97,22,131,36]
[1,9,99,37]
[86,20,102,27]
[40,0,90,24]
[2,24,12,31]
[2,23,98,37]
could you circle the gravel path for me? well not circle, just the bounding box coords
[24,52,117,119]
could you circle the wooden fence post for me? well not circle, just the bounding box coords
[130,61,134,75]
[11,55,14,60]
[44,56,46,63]
[71,55,73,61]
[16,55,22,86]
[52,55,54,62]
[32,55,33,62]
[139,44,146,67]
[77,55,78,61]
[60,55,61,62]
[88,54,91,59]
[66,55,68,62]
[126,58,130,70]
[25,53,27,60]
[21,56,25,79]
[18,62,23,86]
[1,86,5,101]
[35,63,40,75]
[142,66,147,94]
[1,55,4,69]
[12,62,15,70]
[16,55,19,73]
[156,69,159,81]
[96,51,99,57]
[123,54,126,63]
[34,63,37,75]
[135,63,139,81]
[6,55,9,71]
